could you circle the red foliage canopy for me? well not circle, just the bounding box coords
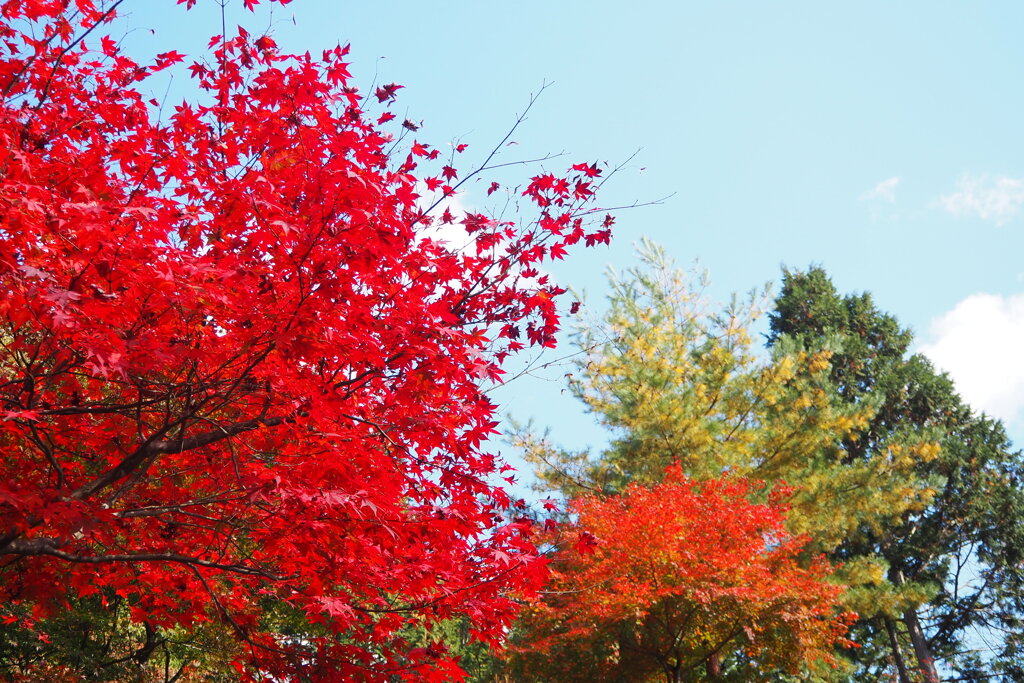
[0,1,610,679]
[513,467,856,682]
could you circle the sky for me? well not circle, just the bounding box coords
[122,0,1024,461]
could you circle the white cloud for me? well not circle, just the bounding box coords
[919,293,1024,426]
[414,181,474,249]
[859,176,901,203]
[413,182,547,291]
[936,174,1024,226]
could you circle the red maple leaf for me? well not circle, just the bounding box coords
[375,82,404,103]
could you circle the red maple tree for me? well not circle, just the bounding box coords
[0,1,611,679]
[510,466,856,682]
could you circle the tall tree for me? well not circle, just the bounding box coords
[511,244,937,679]
[517,243,935,557]
[768,266,1024,682]
[0,1,613,680]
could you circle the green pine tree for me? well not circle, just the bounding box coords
[768,266,1024,682]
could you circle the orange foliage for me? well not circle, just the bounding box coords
[513,465,856,681]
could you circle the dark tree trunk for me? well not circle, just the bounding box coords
[706,651,722,678]
[904,608,940,682]
[883,615,913,683]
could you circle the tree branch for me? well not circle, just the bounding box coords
[71,413,293,502]
[4,537,287,580]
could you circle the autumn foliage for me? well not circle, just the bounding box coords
[510,466,855,682]
[0,1,613,680]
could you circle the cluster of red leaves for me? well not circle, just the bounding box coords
[513,466,856,681]
[0,1,609,680]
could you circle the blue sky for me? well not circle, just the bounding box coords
[124,0,1024,457]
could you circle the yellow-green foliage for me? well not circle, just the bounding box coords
[517,241,939,609]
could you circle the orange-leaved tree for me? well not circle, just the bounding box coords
[509,466,856,682]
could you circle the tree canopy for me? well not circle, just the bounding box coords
[510,467,855,682]
[769,266,1024,682]
[0,1,613,680]
[517,243,936,556]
